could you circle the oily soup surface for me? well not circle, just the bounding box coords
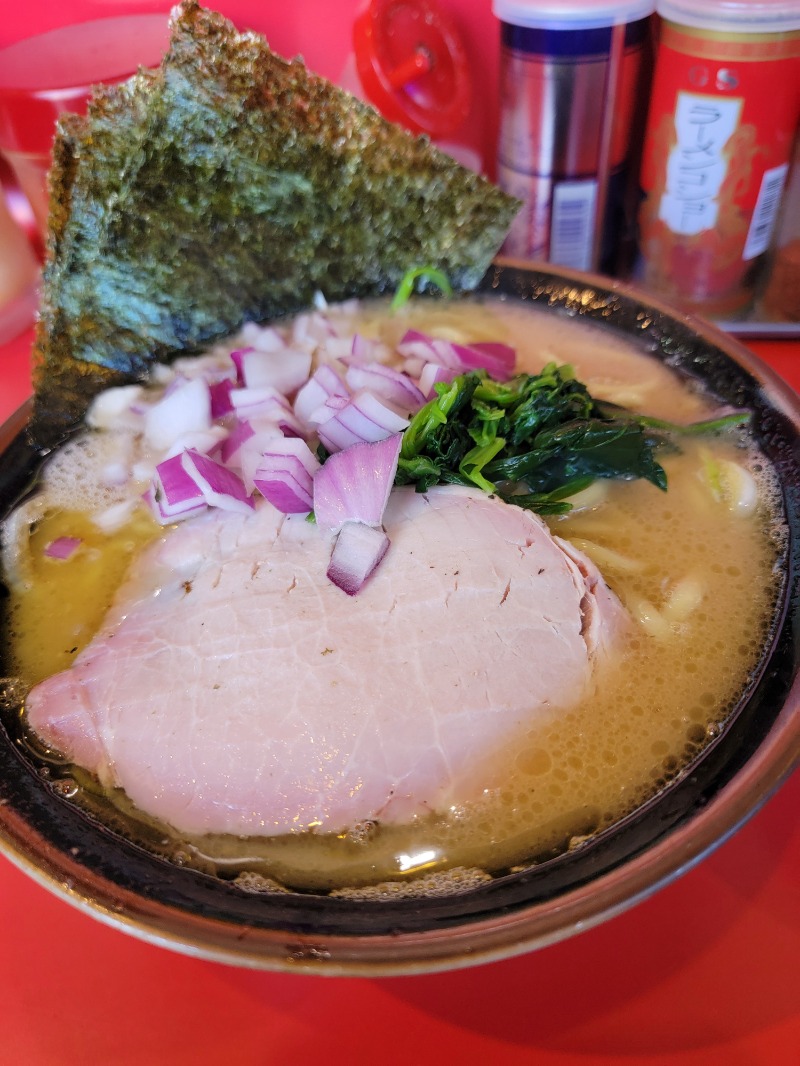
[1,296,782,893]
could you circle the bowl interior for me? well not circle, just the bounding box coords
[0,262,798,974]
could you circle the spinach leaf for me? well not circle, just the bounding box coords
[395,365,749,515]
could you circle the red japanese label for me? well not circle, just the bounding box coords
[638,24,800,314]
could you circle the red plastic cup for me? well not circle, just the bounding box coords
[0,14,171,233]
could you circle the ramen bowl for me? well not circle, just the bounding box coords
[0,262,797,975]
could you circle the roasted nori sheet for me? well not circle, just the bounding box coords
[30,0,519,447]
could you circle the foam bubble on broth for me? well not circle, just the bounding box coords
[0,295,785,893]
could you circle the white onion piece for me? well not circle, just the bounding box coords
[86,385,145,430]
[240,321,285,352]
[293,364,349,426]
[144,378,212,452]
[163,425,229,461]
[316,390,409,453]
[180,449,255,514]
[313,434,402,530]
[345,363,426,413]
[399,355,427,379]
[323,336,357,360]
[349,333,380,363]
[327,521,390,596]
[239,346,312,396]
[92,499,139,534]
[100,461,131,488]
[291,309,336,348]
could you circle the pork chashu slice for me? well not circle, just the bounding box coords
[26,487,627,837]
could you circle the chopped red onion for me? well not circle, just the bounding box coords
[316,390,409,453]
[418,362,458,397]
[313,397,364,452]
[209,378,235,419]
[230,386,305,436]
[218,419,256,465]
[397,329,440,363]
[181,449,255,514]
[253,469,315,514]
[144,484,207,525]
[44,536,82,560]
[237,426,286,491]
[345,362,426,413]
[293,364,349,426]
[397,330,516,380]
[149,454,208,524]
[327,522,390,595]
[313,434,402,530]
[251,437,320,513]
[451,340,515,380]
[229,347,251,385]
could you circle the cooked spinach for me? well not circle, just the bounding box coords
[396,365,750,515]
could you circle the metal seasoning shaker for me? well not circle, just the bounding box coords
[494,0,656,274]
[637,0,800,319]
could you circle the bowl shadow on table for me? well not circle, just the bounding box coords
[374,771,800,1056]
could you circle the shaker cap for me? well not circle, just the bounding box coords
[353,0,471,137]
[657,0,800,33]
[492,0,656,30]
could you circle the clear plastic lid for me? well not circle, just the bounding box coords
[492,0,656,30]
[657,0,800,33]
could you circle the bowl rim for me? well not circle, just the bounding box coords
[1,260,798,976]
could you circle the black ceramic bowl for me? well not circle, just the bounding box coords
[1,262,798,974]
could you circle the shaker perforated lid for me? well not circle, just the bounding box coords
[657,0,800,33]
[353,0,471,137]
[492,0,656,29]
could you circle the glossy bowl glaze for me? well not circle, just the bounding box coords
[1,261,798,975]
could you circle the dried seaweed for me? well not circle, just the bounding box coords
[31,1,519,447]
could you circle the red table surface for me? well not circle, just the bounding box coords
[0,320,798,1064]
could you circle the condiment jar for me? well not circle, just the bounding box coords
[494,0,656,274]
[637,0,800,319]
[761,134,800,322]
